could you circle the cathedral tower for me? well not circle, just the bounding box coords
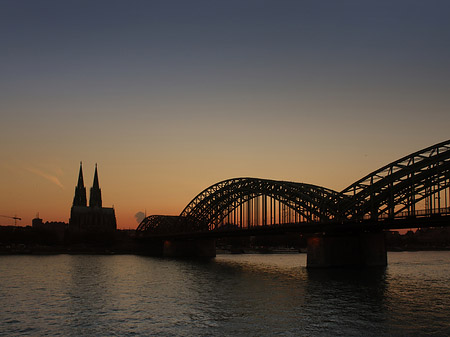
[70,162,116,233]
[89,164,102,208]
[72,162,87,207]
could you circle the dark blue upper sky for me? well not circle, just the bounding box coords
[3,0,449,99]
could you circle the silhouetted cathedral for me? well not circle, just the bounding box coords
[69,163,116,232]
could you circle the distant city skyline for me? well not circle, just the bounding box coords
[1,1,450,228]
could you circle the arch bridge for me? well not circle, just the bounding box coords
[138,140,450,236]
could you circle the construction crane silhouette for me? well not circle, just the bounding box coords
[0,215,21,226]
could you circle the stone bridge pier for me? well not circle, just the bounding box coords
[306,231,387,268]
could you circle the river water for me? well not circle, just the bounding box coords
[0,252,449,336]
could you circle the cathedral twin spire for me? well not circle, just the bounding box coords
[72,162,102,208]
[73,162,87,207]
[89,164,102,208]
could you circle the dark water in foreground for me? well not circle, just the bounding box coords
[0,252,449,336]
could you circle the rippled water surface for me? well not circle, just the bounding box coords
[1,252,449,336]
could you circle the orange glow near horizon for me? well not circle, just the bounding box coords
[0,155,443,233]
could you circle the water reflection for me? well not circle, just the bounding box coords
[66,256,115,335]
[205,255,389,336]
[0,253,449,336]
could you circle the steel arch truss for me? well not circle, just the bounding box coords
[339,140,450,220]
[137,140,450,235]
[136,215,208,234]
[179,178,343,230]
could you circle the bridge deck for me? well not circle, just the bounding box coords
[139,214,450,240]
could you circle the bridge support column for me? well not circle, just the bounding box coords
[306,232,387,268]
[163,239,216,258]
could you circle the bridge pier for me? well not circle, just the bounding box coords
[163,239,216,258]
[306,231,387,268]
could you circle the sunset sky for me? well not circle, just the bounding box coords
[1,0,450,228]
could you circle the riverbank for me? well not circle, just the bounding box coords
[1,225,449,255]
[2,243,450,255]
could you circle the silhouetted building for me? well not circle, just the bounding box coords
[32,216,66,243]
[32,216,67,231]
[69,163,116,232]
[32,216,44,228]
